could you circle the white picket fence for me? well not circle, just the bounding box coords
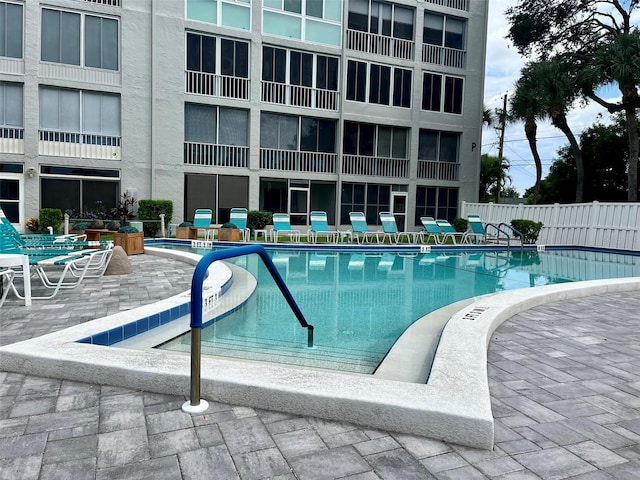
[461,201,640,251]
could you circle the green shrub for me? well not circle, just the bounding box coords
[221,222,238,229]
[510,219,543,243]
[72,221,92,231]
[38,208,63,234]
[247,210,272,231]
[118,225,139,234]
[178,221,193,227]
[452,217,468,233]
[138,200,173,237]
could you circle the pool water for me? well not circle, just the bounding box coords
[158,248,640,373]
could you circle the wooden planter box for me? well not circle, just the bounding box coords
[176,227,197,239]
[218,228,241,242]
[113,232,145,255]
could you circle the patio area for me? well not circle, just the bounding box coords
[1,253,640,479]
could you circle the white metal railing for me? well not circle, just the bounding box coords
[260,149,337,173]
[184,142,248,168]
[342,155,409,178]
[422,44,466,69]
[0,127,24,154]
[185,71,250,100]
[461,201,640,251]
[261,81,338,111]
[346,30,414,61]
[417,160,459,181]
[38,130,121,159]
[79,0,120,5]
[423,0,469,11]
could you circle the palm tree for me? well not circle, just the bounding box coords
[519,59,585,202]
[510,75,545,203]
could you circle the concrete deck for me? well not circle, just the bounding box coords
[2,253,640,478]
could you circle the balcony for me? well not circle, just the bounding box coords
[38,130,121,160]
[261,81,339,111]
[78,0,121,5]
[0,127,24,154]
[184,142,248,168]
[422,44,466,69]
[342,155,409,178]
[346,30,414,61]
[423,0,468,11]
[185,71,250,100]
[260,149,337,173]
[0,57,24,75]
[417,160,459,181]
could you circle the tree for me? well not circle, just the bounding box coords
[506,1,640,201]
[514,59,585,202]
[480,154,512,203]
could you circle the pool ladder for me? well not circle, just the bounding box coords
[182,244,313,414]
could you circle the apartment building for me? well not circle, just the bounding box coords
[0,0,488,231]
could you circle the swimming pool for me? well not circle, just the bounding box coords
[153,246,640,375]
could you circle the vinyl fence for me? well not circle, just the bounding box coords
[461,201,640,251]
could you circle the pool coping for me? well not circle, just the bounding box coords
[1,245,639,449]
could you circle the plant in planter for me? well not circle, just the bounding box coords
[113,225,144,255]
[176,221,195,239]
[25,217,39,233]
[110,192,137,227]
[71,221,92,234]
[510,219,544,244]
[218,222,241,242]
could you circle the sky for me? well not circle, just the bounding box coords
[481,0,626,196]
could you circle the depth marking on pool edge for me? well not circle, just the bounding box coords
[462,306,489,321]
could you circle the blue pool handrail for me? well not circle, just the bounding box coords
[184,244,313,413]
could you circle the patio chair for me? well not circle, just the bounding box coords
[464,214,487,244]
[229,208,250,241]
[416,216,444,244]
[192,208,216,240]
[271,213,301,243]
[379,212,412,244]
[0,268,15,307]
[435,219,466,244]
[348,212,381,244]
[308,211,338,244]
[0,207,90,247]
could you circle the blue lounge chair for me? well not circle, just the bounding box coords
[271,213,301,243]
[464,214,487,244]
[348,212,380,244]
[436,219,466,244]
[0,207,91,247]
[229,208,250,242]
[417,217,444,244]
[379,212,412,244]
[0,268,15,307]
[308,211,338,244]
[192,208,217,240]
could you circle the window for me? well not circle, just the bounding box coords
[262,46,338,90]
[41,8,118,71]
[346,60,411,107]
[348,0,414,40]
[419,130,459,162]
[39,86,121,138]
[0,82,23,130]
[343,121,407,158]
[340,182,390,225]
[266,0,340,21]
[424,13,465,49]
[415,186,458,224]
[422,72,463,114]
[260,112,336,152]
[186,33,248,78]
[186,0,251,31]
[0,1,22,58]
[184,104,248,146]
[263,0,341,46]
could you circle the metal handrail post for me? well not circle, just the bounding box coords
[182,244,313,414]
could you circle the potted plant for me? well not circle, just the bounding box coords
[113,225,144,255]
[176,221,195,239]
[218,222,241,242]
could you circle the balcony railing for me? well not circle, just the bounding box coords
[79,0,121,5]
[342,155,409,178]
[184,142,248,168]
[38,130,121,159]
[417,160,460,181]
[0,127,24,154]
[261,81,339,111]
[423,0,469,11]
[186,71,250,100]
[346,30,414,61]
[422,44,466,69]
[260,149,337,173]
